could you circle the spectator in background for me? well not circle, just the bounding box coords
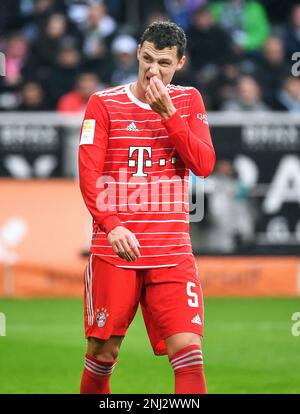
[20,0,67,42]
[209,61,240,109]
[139,0,168,28]
[172,51,198,88]
[222,75,269,111]
[18,81,49,111]
[110,34,138,86]
[33,0,66,15]
[3,34,30,87]
[137,8,169,41]
[31,13,80,66]
[65,0,91,26]
[0,0,60,38]
[80,1,116,57]
[210,0,270,53]
[205,159,255,253]
[186,5,234,91]
[0,34,30,110]
[43,40,82,108]
[56,72,101,112]
[65,0,123,27]
[79,2,116,83]
[283,4,300,57]
[276,75,300,112]
[163,0,207,30]
[141,9,169,30]
[254,35,290,108]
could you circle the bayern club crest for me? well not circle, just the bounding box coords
[96,308,109,328]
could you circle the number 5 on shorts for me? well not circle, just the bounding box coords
[186,282,199,308]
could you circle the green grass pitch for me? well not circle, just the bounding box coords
[0,297,299,394]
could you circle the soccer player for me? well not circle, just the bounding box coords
[78,21,215,394]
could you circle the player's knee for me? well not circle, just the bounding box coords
[166,333,202,358]
[88,337,120,362]
[95,348,119,362]
[90,346,120,362]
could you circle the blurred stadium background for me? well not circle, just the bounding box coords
[0,0,300,394]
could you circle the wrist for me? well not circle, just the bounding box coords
[107,225,123,237]
[160,106,176,120]
[101,215,123,235]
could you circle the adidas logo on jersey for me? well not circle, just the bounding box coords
[126,122,139,132]
[191,314,202,325]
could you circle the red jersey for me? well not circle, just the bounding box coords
[78,83,215,268]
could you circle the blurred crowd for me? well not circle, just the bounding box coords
[0,0,300,112]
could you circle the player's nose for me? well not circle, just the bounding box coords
[148,64,159,76]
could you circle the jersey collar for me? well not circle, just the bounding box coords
[125,83,152,110]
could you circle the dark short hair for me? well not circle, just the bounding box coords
[140,21,187,60]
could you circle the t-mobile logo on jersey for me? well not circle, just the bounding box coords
[128,146,178,177]
[128,146,153,177]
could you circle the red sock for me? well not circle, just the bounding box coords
[169,344,207,394]
[80,353,117,394]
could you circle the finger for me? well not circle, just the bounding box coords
[127,233,141,250]
[112,241,120,255]
[114,241,126,259]
[153,76,166,93]
[150,77,161,98]
[132,235,141,252]
[145,87,156,104]
[133,234,141,248]
[124,251,132,262]
[127,235,140,258]
[118,240,132,261]
[145,92,154,105]
[145,92,151,105]
[121,239,136,261]
[149,82,161,102]
[153,77,170,101]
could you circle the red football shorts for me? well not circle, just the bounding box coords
[84,254,204,356]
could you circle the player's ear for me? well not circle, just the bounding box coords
[137,44,141,61]
[176,55,186,71]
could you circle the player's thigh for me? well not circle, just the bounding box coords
[84,254,142,340]
[143,256,204,340]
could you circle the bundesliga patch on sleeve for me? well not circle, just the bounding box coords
[80,119,96,145]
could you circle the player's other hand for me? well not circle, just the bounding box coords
[145,76,176,120]
[107,226,141,262]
